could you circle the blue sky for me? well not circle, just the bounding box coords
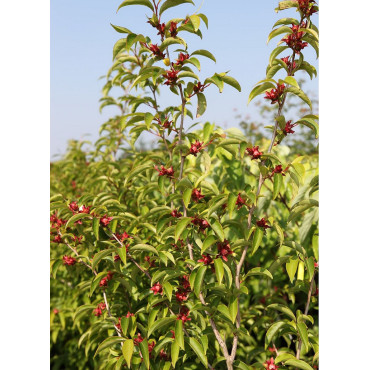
[51,0,318,157]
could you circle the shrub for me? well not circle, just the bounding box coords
[51,1,319,369]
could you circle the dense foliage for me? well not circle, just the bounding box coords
[50,1,319,369]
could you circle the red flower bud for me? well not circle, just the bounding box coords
[177,306,191,323]
[68,201,79,213]
[189,140,204,156]
[216,240,233,262]
[169,21,178,37]
[264,83,285,104]
[191,188,204,202]
[193,81,206,94]
[283,120,297,135]
[256,218,271,230]
[236,193,247,209]
[281,24,308,54]
[246,146,263,160]
[134,333,144,346]
[100,215,113,227]
[163,69,179,86]
[154,165,174,178]
[150,282,163,295]
[63,255,76,266]
[149,43,165,59]
[263,357,279,370]
[198,254,214,265]
[175,52,189,65]
[171,209,182,218]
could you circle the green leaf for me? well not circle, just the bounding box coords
[194,265,207,298]
[204,74,224,92]
[269,256,290,274]
[113,38,127,60]
[117,0,154,12]
[175,318,184,349]
[163,281,173,302]
[267,25,292,44]
[124,163,152,185]
[159,0,194,15]
[159,37,186,51]
[210,219,224,241]
[227,193,237,218]
[73,304,96,321]
[93,217,100,240]
[272,224,283,249]
[184,57,201,71]
[214,258,224,285]
[94,336,124,358]
[175,217,192,242]
[144,112,153,130]
[275,353,296,364]
[92,248,114,270]
[284,359,314,370]
[139,338,150,370]
[220,75,241,92]
[171,341,180,367]
[178,71,199,80]
[110,24,132,34]
[116,246,127,265]
[201,235,217,254]
[273,17,299,28]
[273,173,283,200]
[191,49,216,62]
[297,260,305,281]
[286,256,299,283]
[189,15,201,32]
[66,213,92,228]
[183,188,192,208]
[269,45,289,66]
[297,322,309,350]
[284,76,300,89]
[295,117,319,138]
[288,199,318,223]
[248,82,276,104]
[306,256,315,281]
[275,1,299,12]
[130,243,158,256]
[251,227,264,255]
[246,267,273,279]
[285,86,312,109]
[122,339,134,368]
[234,360,252,370]
[176,177,193,190]
[51,259,63,279]
[229,296,238,324]
[196,92,207,117]
[188,337,208,367]
[217,303,232,321]
[148,316,177,337]
[265,321,285,349]
[267,303,296,321]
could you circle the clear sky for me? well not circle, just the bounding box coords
[51,0,318,158]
